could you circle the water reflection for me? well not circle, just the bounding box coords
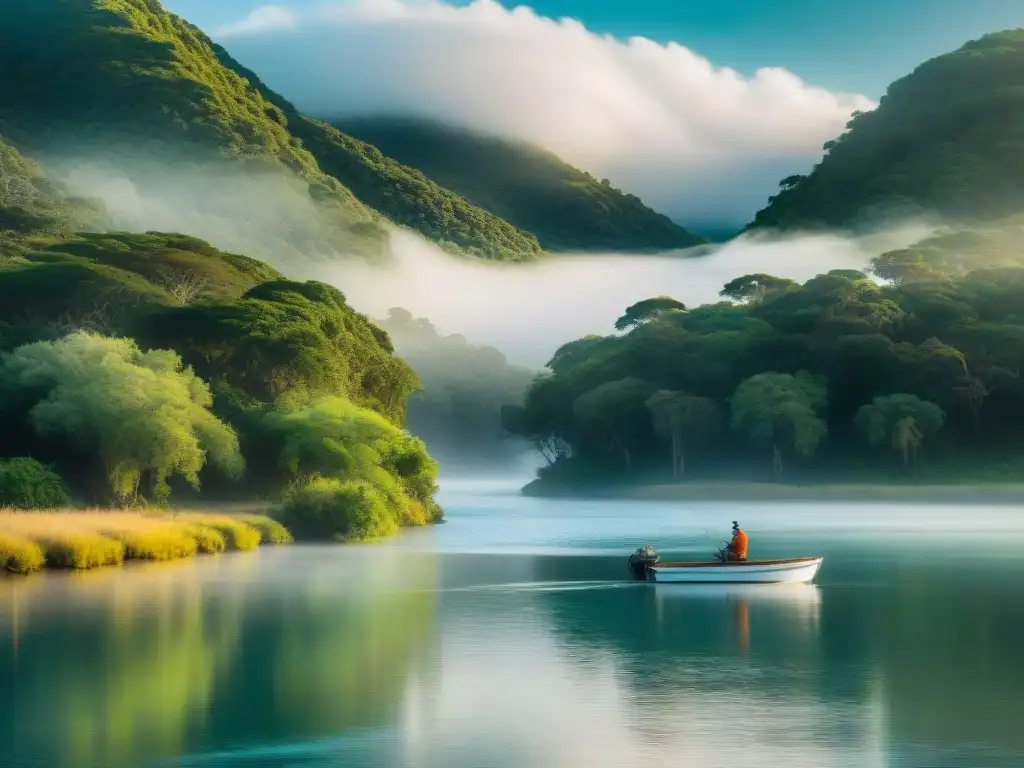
[0,549,439,768]
[2,498,1024,767]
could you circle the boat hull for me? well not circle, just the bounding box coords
[646,556,823,584]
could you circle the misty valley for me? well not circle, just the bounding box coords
[3,1,1024,767]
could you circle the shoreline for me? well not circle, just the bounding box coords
[0,508,292,575]
[521,480,1024,504]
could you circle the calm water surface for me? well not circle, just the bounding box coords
[3,478,1024,768]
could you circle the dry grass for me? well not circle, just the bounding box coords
[0,508,292,573]
[238,514,293,545]
[0,533,46,573]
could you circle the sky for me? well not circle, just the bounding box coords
[166,0,1024,96]
[160,0,1024,229]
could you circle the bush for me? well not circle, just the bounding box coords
[239,514,293,544]
[0,457,71,509]
[41,533,125,569]
[276,477,399,541]
[0,533,45,573]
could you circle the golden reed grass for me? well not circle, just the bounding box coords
[0,509,291,573]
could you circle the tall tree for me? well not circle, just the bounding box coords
[854,394,946,473]
[645,390,721,478]
[614,296,687,332]
[573,378,655,469]
[730,372,828,477]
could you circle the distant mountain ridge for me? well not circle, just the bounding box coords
[0,0,543,261]
[749,29,1024,232]
[335,116,704,252]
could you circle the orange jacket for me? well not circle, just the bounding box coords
[728,529,748,559]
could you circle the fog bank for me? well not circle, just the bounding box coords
[301,225,932,367]
[47,152,931,368]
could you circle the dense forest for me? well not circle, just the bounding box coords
[336,117,703,252]
[0,224,441,539]
[379,308,535,467]
[749,30,1024,231]
[504,221,1024,488]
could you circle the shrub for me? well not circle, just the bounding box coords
[41,533,125,569]
[276,477,399,541]
[239,514,293,544]
[0,458,71,509]
[0,533,46,573]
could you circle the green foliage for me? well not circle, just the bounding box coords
[276,477,399,542]
[645,391,722,477]
[749,30,1024,229]
[379,307,535,463]
[730,372,828,475]
[615,296,687,331]
[0,457,72,508]
[511,263,1024,485]
[336,116,704,252]
[142,281,418,421]
[720,274,799,303]
[280,115,544,261]
[261,396,441,533]
[855,394,946,471]
[0,332,244,504]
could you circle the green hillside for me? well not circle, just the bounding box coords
[213,55,543,261]
[749,30,1024,231]
[337,117,703,252]
[0,134,103,247]
[0,0,542,261]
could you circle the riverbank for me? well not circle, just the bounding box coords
[0,507,292,574]
[521,479,1024,504]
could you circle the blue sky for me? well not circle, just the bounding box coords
[165,0,1024,95]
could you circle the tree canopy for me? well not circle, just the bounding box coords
[0,332,243,503]
[506,258,1024,486]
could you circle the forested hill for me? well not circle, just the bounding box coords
[0,0,543,261]
[505,244,1024,488]
[337,117,704,252]
[749,30,1024,231]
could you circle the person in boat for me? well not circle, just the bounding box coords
[723,521,748,562]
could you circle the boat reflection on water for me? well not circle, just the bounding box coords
[652,583,822,654]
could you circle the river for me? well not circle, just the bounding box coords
[2,478,1024,767]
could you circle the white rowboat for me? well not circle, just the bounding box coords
[646,556,823,584]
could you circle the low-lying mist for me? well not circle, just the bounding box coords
[51,154,931,367]
[308,225,933,367]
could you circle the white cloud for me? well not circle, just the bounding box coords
[215,0,876,227]
[215,5,297,37]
